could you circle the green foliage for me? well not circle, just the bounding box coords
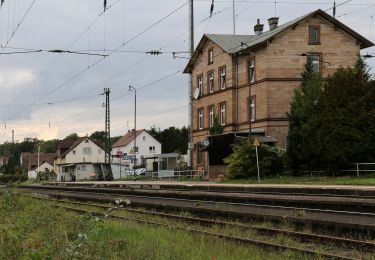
[288,56,375,174]
[63,133,79,141]
[39,139,58,153]
[318,60,375,172]
[209,115,224,135]
[287,56,324,173]
[0,174,27,184]
[224,140,285,179]
[90,131,106,146]
[149,126,188,154]
[36,169,56,181]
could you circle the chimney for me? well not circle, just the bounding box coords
[268,17,279,30]
[254,19,264,36]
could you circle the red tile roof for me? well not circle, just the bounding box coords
[112,130,144,148]
[60,137,103,158]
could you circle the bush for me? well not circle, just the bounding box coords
[224,140,285,179]
[0,174,28,184]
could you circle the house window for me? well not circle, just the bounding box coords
[198,108,203,130]
[143,136,146,141]
[309,26,320,45]
[249,59,255,83]
[72,150,76,155]
[308,54,321,73]
[220,67,226,90]
[197,75,203,95]
[149,146,155,153]
[208,71,214,93]
[208,48,213,64]
[220,103,226,126]
[248,96,256,122]
[209,106,214,128]
[83,147,92,155]
[81,165,86,171]
[98,149,102,154]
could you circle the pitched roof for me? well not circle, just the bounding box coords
[112,130,144,148]
[57,139,75,150]
[60,137,103,158]
[23,153,56,171]
[184,9,374,73]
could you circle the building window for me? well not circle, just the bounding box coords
[208,71,214,93]
[220,103,226,126]
[149,146,155,153]
[197,75,203,95]
[198,108,203,130]
[219,67,226,90]
[208,48,213,64]
[98,149,102,154]
[83,147,92,155]
[81,165,86,171]
[249,59,255,83]
[143,136,146,141]
[309,26,320,45]
[308,53,321,73]
[248,96,256,122]
[209,106,214,128]
[72,150,76,155]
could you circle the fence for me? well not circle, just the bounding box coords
[341,163,375,177]
[147,170,206,181]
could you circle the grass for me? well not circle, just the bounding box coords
[221,173,375,186]
[0,190,313,260]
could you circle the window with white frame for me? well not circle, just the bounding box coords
[198,75,203,95]
[208,49,213,64]
[220,67,226,90]
[208,71,214,93]
[249,96,255,121]
[249,59,255,83]
[83,147,92,155]
[198,108,203,130]
[220,103,226,126]
[149,146,155,153]
[308,54,321,73]
[209,106,214,128]
[81,165,86,171]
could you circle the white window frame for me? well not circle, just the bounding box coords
[149,146,155,153]
[308,54,321,73]
[209,106,214,127]
[250,97,255,122]
[220,67,226,90]
[249,59,255,83]
[83,147,92,156]
[209,72,214,93]
[198,75,203,95]
[220,103,226,126]
[198,109,203,130]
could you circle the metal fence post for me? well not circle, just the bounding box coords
[356,163,359,177]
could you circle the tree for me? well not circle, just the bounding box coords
[90,131,106,146]
[287,58,323,173]
[317,57,375,173]
[148,126,188,154]
[224,140,285,179]
[209,116,223,135]
[63,133,79,141]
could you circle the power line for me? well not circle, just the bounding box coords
[6,1,189,122]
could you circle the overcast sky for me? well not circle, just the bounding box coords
[0,0,374,143]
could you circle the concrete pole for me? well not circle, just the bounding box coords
[188,0,194,168]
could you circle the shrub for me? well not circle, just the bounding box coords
[224,139,285,179]
[0,174,27,184]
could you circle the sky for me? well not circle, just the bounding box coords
[0,0,374,143]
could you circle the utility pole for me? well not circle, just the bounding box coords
[11,129,14,144]
[103,88,111,164]
[333,1,336,17]
[129,85,137,167]
[188,0,194,168]
[233,0,236,34]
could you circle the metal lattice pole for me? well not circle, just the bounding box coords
[104,88,111,164]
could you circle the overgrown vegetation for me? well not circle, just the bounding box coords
[0,192,309,259]
[224,140,286,179]
[287,56,375,175]
[149,126,188,154]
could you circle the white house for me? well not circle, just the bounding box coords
[28,161,54,180]
[112,129,161,170]
[54,137,109,181]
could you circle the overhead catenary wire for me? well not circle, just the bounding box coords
[5,1,189,122]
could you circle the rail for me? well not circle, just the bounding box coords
[148,170,206,180]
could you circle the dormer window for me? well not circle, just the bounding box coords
[208,48,213,64]
[309,26,320,45]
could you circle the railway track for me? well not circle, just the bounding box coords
[18,185,375,238]
[25,194,375,253]
[22,195,367,260]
